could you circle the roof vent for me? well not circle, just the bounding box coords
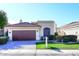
[20,19,22,23]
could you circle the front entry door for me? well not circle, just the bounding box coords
[43,28,50,37]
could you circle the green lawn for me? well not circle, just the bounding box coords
[36,42,79,49]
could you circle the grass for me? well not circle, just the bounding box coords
[36,42,79,49]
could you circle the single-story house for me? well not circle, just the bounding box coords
[4,20,57,41]
[57,21,79,41]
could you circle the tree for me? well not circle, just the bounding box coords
[54,32,58,36]
[54,32,59,41]
[0,10,8,29]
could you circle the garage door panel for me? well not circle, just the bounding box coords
[12,30,36,41]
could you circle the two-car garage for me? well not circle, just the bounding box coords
[12,30,36,41]
[7,28,40,41]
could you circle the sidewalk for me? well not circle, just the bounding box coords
[0,49,36,56]
[36,49,79,56]
[0,49,79,56]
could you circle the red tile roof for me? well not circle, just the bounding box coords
[7,22,41,27]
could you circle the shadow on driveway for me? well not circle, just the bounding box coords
[0,41,36,50]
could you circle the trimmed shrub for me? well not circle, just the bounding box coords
[40,36,45,40]
[48,35,56,40]
[62,35,77,43]
[0,36,8,44]
[54,32,58,36]
[56,36,63,42]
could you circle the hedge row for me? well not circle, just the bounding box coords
[62,35,77,42]
[41,35,77,42]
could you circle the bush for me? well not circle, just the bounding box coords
[40,36,45,41]
[41,35,56,40]
[54,32,58,36]
[62,35,77,43]
[56,36,63,42]
[48,35,56,40]
[0,36,8,44]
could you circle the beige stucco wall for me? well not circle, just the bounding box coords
[37,21,56,36]
[4,27,40,40]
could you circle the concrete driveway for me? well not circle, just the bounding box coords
[0,41,36,56]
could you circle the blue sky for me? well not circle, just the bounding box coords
[0,3,79,27]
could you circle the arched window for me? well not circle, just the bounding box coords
[43,27,50,37]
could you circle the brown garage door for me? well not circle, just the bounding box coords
[12,30,36,41]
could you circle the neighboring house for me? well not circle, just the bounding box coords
[58,21,79,41]
[4,20,56,41]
